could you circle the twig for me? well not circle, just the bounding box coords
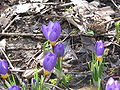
[111,0,120,10]
[15,73,23,85]
[0,32,116,40]
[0,33,43,37]
[99,17,120,25]
[22,68,43,78]
[0,32,93,37]
[2,15,18,33]
[10,69,25,72]
[57,2,73,8]
[27,50,41,66]
[0,48,14,69]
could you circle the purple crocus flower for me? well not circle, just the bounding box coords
[106,77,120,90]
[8,85,21,90]
[0,59,8,75]
[42,21,61,42]
[95,40,104,56]
[95,40,104,61]
[54,43,64,57]
[43,52,57,72]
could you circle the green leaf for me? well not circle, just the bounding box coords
[8,75,16,85]
[4,80,11,88]
[99,60,104,76]
[87,29,94,35]
[42,41,51,51]
[93,67,98,81]
[115,21,120,43]
[49,79,57,85]
[54,68,65,79]
[43,84,53,90]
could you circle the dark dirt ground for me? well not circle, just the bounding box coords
[0,0,120,90]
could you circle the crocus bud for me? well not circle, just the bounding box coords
[42,21,61,45]
[23,80,27,86]
[106,77,120,90]
[43,52,57,75]
[8,85,21,90]
[31,78,37,86]
[54,43,64,57]
[0,59,8,75]
[95,40,104,61]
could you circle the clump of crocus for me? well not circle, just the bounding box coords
[106,77,120,90]
[54,43,64,57]
[43,52,57,75]
[8,85,21,90]
[0,59,8,79]
[42,21,61,46]
[95,40,104,61]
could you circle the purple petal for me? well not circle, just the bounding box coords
[115,81,120,89]
[48,30,59,41]
[105,77,119,90]
[118,83,120,87]
[0,60,8,75]
[95,40,104,56]
[54,21,61,36]
[42,24,48,40]
[107,77,115,85]
[8,85,21,90]
[54,43,64,57]
[48,21,61,41]
[23,80,27,85]
[32,78,36,84]
[41,21,61,41]
[48,21,54,29]
[43,52,57,72]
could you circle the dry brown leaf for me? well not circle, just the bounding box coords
[70,86,97,90]
[0,17,11,27]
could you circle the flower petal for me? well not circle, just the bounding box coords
[43,52,57,72]
[95,40,104,56]
[48,21,61,41]
[8,85,21,90]
[48,30,59,41]
[54,43,64,57]
[53,21,61,36]
[0,60,8,75]
[48,21,54,29]
[42,24,48,40]
[105,77,117,90]
[42,21,61,42]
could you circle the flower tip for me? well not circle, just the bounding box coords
[107,77,114,85]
